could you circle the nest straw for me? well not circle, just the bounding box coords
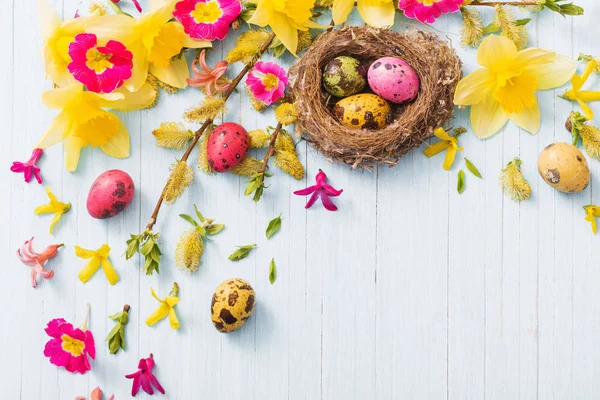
[288,25,462,169]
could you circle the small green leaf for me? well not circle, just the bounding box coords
[206,224,225,235]
[253,185,264,202]
[228,244,257,261]
[179,213,198,227]
[457,170,466,195]
[194,204,205,223]
[124,237,140,260]
[269,258,277,284]
[516,18,532,26]
[106,307,129,355]
[266,213,282,239]
[464,158,482,179]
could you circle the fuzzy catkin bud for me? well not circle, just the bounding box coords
[152,122,195,150]
[175,229,204,273]
[273,150,305,180]
[164,161,194,204]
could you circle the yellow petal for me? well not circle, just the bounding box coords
[110,83,157,112]
[576,98,594,120]
[78,257,102,283]
[513,47,556,68]
[443,146,457,171]
[146,304,171,327]
[470,93,509,138]
[34,204,55,214]
[64,135,85,172]
[101,258,119,285]
[125,41,149,92]
[42,84,83,109]
[37,0,61,40]
[150,288,162,302]
[85,14,135,44]
[576,90,600,102]
[100,116,130,159]
[269,14,299,56]
[36,110,72,149]
[433,127,452,141]
[580,59,598,85]
[48,211,65,236]
[333,0,355,25]
[477,35,517,72]
[454,69,494,106]
[74,245,96,258]
[151,0,178,24]
[149,56,190,89]
[168,309,180,329]
[424,141,450,158]
[510,97,540,134]
[247,1,273,26]
[357,0,395,28]
[165,296,180,307]
[526,54,577,91]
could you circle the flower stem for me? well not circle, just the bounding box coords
[145,33,277,232]
[259,123,283,174]
[81,303,91,331]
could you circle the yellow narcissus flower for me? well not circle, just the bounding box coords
[36,84,156,171]
[248,0,326,55]
[333,0,394,28]
[454,35,577,138]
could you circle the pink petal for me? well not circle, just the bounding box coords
[305,190,320,209]
[322,184,343,197]
[320,193,338,211]
[31,270,37,288]
[149,373,166,394]
[85,330,96,359]
[10,162,25,172]
[45,318,66,338]
[141,374,154,395]
[294,185,318,196]
[132,0,142,12]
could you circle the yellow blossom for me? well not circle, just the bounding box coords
[333,0,395,28]
[146,283,180,330]
[175,229,204,273]
[34,187,71,235]
[75,244,119,285]
[275,103,298,126]
[248,129,271,148]
[562,59,600,120]
[184,97,227,122]
[584,205,600,234]
[248,0,326,55]
[423,127,463,171]
[454,35,576,138]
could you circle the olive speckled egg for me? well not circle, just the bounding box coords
[322,56,367,98]
[211,278,256,333]
[367,56,420,104]
[206,122,249,172]
[332,93,392,130]
[538,142,590,193]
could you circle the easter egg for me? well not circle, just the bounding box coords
[367,56,420,104]
[211,278,256,333]
[86,170,135,219]
[206,122,249,172]
[322,56,367,98]
[332,93,392,130]
[538,142,590,193]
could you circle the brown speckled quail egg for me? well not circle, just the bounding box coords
[211,278,255,333]
[538,142,590,193]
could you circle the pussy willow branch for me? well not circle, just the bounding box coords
[468,0,541,6]
[259,123,283,174]
[145,32,277,231]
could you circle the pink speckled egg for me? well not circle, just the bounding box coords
[367,57,420,104]
[87,170,135,219]
[206,122,249,172]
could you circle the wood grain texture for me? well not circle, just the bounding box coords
[1,0,600,398]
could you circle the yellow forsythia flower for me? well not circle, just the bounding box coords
[75,244,119,285]
[500,157,531,202]
[423,128,463,171]
[146,283,180,330]
[583,205,600,234]
[562,59,600,120]
[34,187,71,235]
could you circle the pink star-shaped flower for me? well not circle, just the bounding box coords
[294,169,343,211]
[11,148,43,184]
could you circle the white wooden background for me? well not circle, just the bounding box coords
[1,0,600,398]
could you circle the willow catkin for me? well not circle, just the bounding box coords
[248,129,271,148]
[164,161,194,204]
[175,229,204,273]
[153,122,194,150]
[500,158,531,202]
[197,134,214,174]
[231,157,263,177]
[275,131,297,154]
[184,98,226,122]
[273,150,305,180]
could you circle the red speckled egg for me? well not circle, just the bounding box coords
[87,170,135,219]
[367,56,420,104]
[207,122,249,172]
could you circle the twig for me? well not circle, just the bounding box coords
[468,0,541,6]
[260,123,283,173]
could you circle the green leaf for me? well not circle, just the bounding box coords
[457,170,466,195]
[269,258,277,284]
[194,204,205,223]
[206,224,225,235]
[253,184,264,202]
[106,308,129,355]
[464,158,483,179]
[516,18,532,26]
[266,214,282,239]
[228,244,256,261]
[125,237,140,260]
[140,236,154,256]
[179,213,198,227]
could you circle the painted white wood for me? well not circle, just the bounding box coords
[2,0,600,398]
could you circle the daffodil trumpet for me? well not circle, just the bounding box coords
[75,244,119,285]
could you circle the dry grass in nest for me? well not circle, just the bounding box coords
[288,25,462,169]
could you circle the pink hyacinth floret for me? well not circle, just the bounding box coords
[75,386,114,400]
[399,0,463,24]
[187,50,230,97]
[246,61,288,106]
[16,237,63,288]
[43,318,96,374]
[173,0,241,41]
[68,33,133,93]
[11,148,43,184]
[294,169,343,211]
[126,355,165,396]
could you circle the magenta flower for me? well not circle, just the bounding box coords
[11,148,43,184]
[294,169,343,211]
[67,33,133,93]
[246,61,288,106]
[174,0,241,41]
[16,237,63,288]
[399,0,463,24]
[126,355,165,396]
[43,308,95,374]
[187,50,230,96]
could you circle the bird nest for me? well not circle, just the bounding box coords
[288,25,462,169]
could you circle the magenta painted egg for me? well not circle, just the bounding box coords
[367,57,420,104]
[207,122,249,172]
[87,170,135,219]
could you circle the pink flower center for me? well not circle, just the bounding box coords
[85,47,114,73]
[191,1,223,23]
[261,73,279,91]
[61,334,85,356]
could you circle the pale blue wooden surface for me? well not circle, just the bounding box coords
[1,0,600,398]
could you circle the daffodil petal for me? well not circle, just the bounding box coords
[108,84,157,112]
[357,0,395,27]
[85,14,135,43]
[514,47,556,68]
[510,97,541,134]
[125,41,149,92]
[454,68,494,106]
[526,54,577,91]
[101,258,119,285]
[149,56,189,89]
[64,136,85,172]
[168,308,180,329]
[100,116,130,159]
[146,304,171,327]
[443,146,457,171]
[269,14,299,56]
[42,84,83,109]
[333,0,355,25]
[78,257,102,283]
[247,1,273,26]
[37,0,61,40]
[36,110,72,149]
[477,35,517,72]
[470,93,509,138]
[424,141,450,158]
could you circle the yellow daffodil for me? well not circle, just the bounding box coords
[75,244,119,285]
[146,283,180,330]
[423,127,464,170]
[583,205,600,234]
[454,35,576,138]
[35,83,155,171]
[34,187,71,235]
[333,0,394,28]
[562,59,600,120]
[248,0,326,55]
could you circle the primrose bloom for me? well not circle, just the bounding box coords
[333,0,395,27]
[454,35,577,138]
[246,61,288,106]
[173,0,242,41]
[399,0,463,24]
[68,33,133,93]
[43,314,95,374]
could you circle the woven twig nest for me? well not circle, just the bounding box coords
[288,25,462,169]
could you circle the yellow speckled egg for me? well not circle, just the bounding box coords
[332,93,392,130]
[211,278,255,333]
[538,142,590,193]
